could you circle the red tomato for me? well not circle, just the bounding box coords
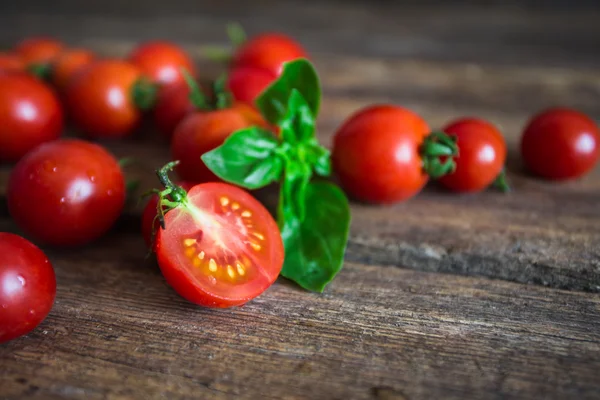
[227,66,275,108]
[332,104,433,204]
[521,108,600,181]
[0,233,56,343]
[129,41,197,87]
[0,52,25,72]
[7,139,126,247]
[155,182,284,307]
[0,72,64,163]
[66,60,145,138]
[438,118,507,192]
[51,48,95,91]
[152,83,195,139]
[15,37,63,65]
[171,104,267,182]
[232,33,307,77]
[141,181,195,248]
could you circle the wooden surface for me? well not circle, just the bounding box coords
[1,1,600,399]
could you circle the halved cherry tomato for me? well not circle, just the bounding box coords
[7,139,126,247]
[0,72,64,163]
[66,59,150,138]
[51,48,95,91]
[15,37,63,65]
[0,232,56,343]
[438,118,507,192]
[155,181,284,307]
[226,66,275,108]
[171,103,266,182]
[153,83,195,139]
[232,33,307,77]
[521,107,600,181]
[129,41,197,88]
[0,52,25,72]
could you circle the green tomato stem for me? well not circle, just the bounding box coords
[420,131,459,179]
[212,74,234,110]
[226,22,247,48]
[180,67,210,110]
[492,168,511,193]
[131,77,159,111]
[27,63,52,81]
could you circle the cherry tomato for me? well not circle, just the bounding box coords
[0,72,64,163]
[7,139,126,247]
[0,52,25,72]
[155,182,284,307]
[0,233,56,343]
[521,108,600,181]
[332,104,434,204]
[66,60,146,138]
[51,48,95,91]
[129,41,197,87]
[141,181,194,248]
[227,66,275,108]
[153,83,195,139]
[171,104,266,182]
[232,33,307,77]
[15,37,63,65]
[438,118,507,192]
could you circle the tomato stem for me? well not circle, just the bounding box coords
[492,168,511,193]
[420,131,459,179]
[132,77,158,111]
[227,22,247,48]
[212,74,234,109]
[27,63,52,81]
[180,67,210,110]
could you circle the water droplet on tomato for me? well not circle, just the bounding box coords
[107,189,114,196]
[29,309,35,315]
[1,304,7,309]
[60,197,67,204]
[17,275,25,287]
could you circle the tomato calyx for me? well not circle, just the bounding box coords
[26,62,52,81]
[151,160,189,229]
[420,131,459,179]
[492,168,511,193]
[202,22,247,63]
[131,76,159,111]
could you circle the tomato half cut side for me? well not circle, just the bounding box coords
[155,183,284,308]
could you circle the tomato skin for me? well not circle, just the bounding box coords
[129,41,196,87]
[141,181,195,248]
[152,83,195,139]
[0,72,64,163]
[66,60,143,138]
[0,233,56,343]
[438,118,507,193]
[51,48,95,91]
[332,104,431,204]
[171,104,266,183]
[227,66,275,108]
[15,37,63,65]
[521,108,600,181]
[7,139,126,247]
[155,183,284,308]
[0,52,25,72]
[232,33,307,77]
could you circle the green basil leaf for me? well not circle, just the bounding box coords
[306,143,331,177]
[256,59,320,125]
[201,127,282,189]
[280,89,316,145]
[281,158,311,221]
[278,181,351,293]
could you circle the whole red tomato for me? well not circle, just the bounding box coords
[438,118,507,193]
[66,59,152,138]
[332,104,458,204]
[0,72,64,163]
[7,139,126,247]
[232,33,307,77]
[0,233,56,343]
[0,52,25,72]
[14,37,63,65]
[152,83,195,139]
[129,41,197,87]
[51,48,95,91]
[171,103,267,182]
[521,108,600,181]
[226,66,275,108]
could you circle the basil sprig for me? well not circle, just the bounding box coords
[202,59,350,292]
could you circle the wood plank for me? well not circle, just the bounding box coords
[0,228,599,400]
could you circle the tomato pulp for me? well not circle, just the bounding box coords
[0,233,56,343]
[155,182,284,307]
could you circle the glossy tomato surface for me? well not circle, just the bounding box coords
[8,139,126,247]
[15,37,63,65]
[0,72,64,163]
[0,232,56,343]
[155,183,284,307]
[332,104,431,204]
[227,66,275,108]
[51,48,95,91]
[129,41,196,87]
[66,59,143,138]
[232,33,307,77]
[0,52,25,72]
[171,104,266,182]
[438,118,507,192]
[521,108,600,181]
[152,83,195,139]
[141,181,195,248]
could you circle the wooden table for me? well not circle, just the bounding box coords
[1,1,599,399]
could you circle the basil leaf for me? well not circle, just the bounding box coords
[281,158,311,221]
[256,59,320,125]
[306,143,331,177]
[201,127,282,189]
[280,89,316,145]
[278,181,351,292]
